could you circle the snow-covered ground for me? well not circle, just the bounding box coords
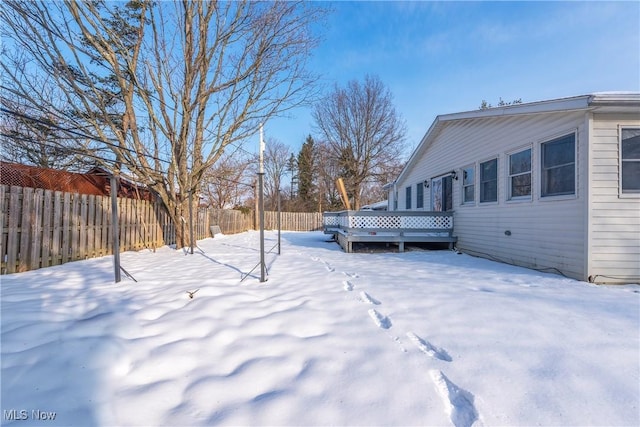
[1,231,638,427]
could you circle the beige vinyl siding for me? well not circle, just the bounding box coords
[589,114,640,283]
[397,110,588,280]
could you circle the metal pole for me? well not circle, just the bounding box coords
[188,189,194,255]
[258,172,266,282]
[277,188,281,255]
[259,124,266,282]
[110,174,121,283]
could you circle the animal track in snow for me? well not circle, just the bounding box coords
[342,281,354,291]
[392,335,407,353]
[429,370,479,427]
[342,272,359,279]
[406,332,452,362]
[368,309,392,329]
[359,291,380,305]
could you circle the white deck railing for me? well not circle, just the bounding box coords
[323,210,454,235]
[323,210,456,253]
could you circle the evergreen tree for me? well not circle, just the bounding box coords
[297,135,316,211]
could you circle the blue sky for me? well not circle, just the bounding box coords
[265,0,640,157]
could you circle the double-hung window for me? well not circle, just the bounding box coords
[462,166,475,203]
[405,186,412,209]
[480,158,498,203]
[508,148,532,199]
[416,183,424,208]
[621,128,640,194]
[541,133,575,197]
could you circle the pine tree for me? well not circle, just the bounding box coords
[297,135,316,211]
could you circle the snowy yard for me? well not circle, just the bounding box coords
[1,230,638,427]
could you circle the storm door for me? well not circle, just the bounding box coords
[431,175,453,212]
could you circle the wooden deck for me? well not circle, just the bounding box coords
[323,210,457,253]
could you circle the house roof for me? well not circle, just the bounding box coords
[0,162,155,200]
[393,92,640,186]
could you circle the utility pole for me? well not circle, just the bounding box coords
[258,124,266,282]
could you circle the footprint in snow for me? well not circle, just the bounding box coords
[310,256,335,272]
[359,291,380,305]
[343,272,359,278]
[342,281,354,291]
[429,370,479,427]
[368,309,392,329]
[406,332,452,362]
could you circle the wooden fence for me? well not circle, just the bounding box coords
[1,185,324,274]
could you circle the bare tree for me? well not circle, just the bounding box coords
[312,75,406,210]
[479,97,523,110]
[200,152,253,209]
[1,71,95,170]
[263,138,290,210]
[2,0,324,247]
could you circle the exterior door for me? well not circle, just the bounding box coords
[431,176,453,211]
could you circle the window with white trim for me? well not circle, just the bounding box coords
[480,158,498,203]
[541,133,575,197]
[508,148,531,199]
[405,186,412,209]
[416,182,424,208]
[621,128,640,193]
[462,166,475,203]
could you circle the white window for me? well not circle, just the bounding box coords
[541,133,575,197]
[462,166,475,204]
[416,183,424,208]
[480,158,498,203]
[508,148,532,199]
[621,128,640,194]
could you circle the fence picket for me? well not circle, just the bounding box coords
[41,190,52,268]
[79,194,88,260]
[30,189,44,270]
[51,191,63,266]
[87,195,95,259]
[19,187,33,272]
[70,194,80,261]
[0,186,5,273]
[6,187,21,273]
[61,193,71,264]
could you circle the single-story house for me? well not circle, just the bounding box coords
[386,93,640,284]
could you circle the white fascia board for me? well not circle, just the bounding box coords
[588,92,640,107]
[393,92,640,186]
